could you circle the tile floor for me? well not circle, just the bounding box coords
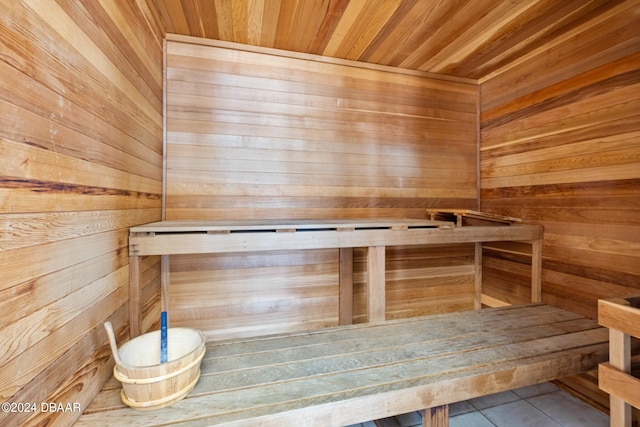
[347,382,609,427]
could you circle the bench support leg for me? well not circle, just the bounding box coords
[474,242,482,310]
[161,255,170,314]
[531,238,542,303]
[129,255,141,338]
[609,328,632,427]
[423,405,449,427]
[339,248,353,325]
[367,246,385,322]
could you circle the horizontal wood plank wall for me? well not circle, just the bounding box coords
[0,2,163,425]
[479,0,640,415]
[355,245,475,323]
[164,36,478,339]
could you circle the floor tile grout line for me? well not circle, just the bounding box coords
[349,382,608,427]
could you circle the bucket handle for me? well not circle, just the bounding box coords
[103,322,123,366]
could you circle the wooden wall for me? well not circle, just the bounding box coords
[6,2,635,423]
[0,2,163,425]
[479,0,640,411]
[480,0,640,319]
[165,35,479,339]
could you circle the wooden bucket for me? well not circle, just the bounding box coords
[104,323,206,411]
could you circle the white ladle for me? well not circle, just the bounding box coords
[103,321,123,366]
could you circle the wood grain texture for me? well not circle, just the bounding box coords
[3,1,637,424]
[479,0,640,417]
[164,36,478,222]
[148,0,632,80]
[137,222,539,341]
[76,304,608,426]
[0,1,163,425]
[480,0,640,319]
[598,297,639,426]
[163,36,479,340]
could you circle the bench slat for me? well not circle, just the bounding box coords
[204,319,595,376]
[203,304,578,357]
[77,304,608,426]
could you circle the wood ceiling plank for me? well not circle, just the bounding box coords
[156,0,634,80]
[323,0,398,61]
[258,0,282,47]
[230,0,249,44]
[357,0,421,65]
[213,0,233,41]
[272,0,299,48]
[394,0,471,69]
[449,0,609,78]
[286,0,332,52]
[156,0,191,34]
[190,0,220,40]
[480,0,636,87]
[246,0,265,46]
[420,0,543,73]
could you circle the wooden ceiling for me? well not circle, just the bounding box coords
[148,0,624,81]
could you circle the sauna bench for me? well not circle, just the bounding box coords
[127,219,544,337]
[77,303,608,427]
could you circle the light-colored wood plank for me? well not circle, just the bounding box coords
[339,247,354,325]
[530,238,542,303]
[161,254,170,313]
[426,208,521,223]
[607,328,632,427]
[22,0,161,128]
[129,255,141,338]
[0,269,129,400]
[164,33,478,84]
[131,218,452,233]
[599,363,640,414]
[599,298,640,339]
[9,307,128,426]
[1,228,129,293]
[0,250,128,330]
[76,304,608,426]
[0,210,157,252]
[474,242,482,309]
[598,297,639,427]
[1,2,163,419]
[367,246,386,322]
[0,132,161,196]
[130,224,542,255]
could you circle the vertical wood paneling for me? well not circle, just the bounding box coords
[479,0,640,414]
[0,1,163,425]
[164,35,478,339]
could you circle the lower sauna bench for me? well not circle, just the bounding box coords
[76,303,608,427]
